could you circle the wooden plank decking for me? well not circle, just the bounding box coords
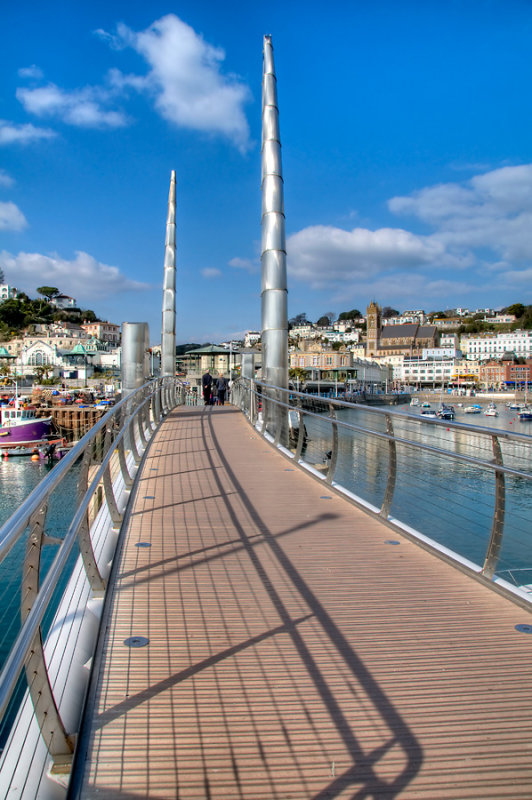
[76,404,532,799]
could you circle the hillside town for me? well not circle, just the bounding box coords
[0,279,530,397]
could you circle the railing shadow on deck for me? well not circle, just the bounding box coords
[197,407,423,797]
[83,404,423,797]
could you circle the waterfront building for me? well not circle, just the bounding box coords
[402,356,481,388]
[402,356,456,388]
[461,329,532,361]
[290,347,353,372]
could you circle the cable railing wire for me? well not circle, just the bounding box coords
[233,378,532,604]
[0,376,184,776]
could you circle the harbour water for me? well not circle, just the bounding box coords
[301,398,532,587]
[0,398,530,669]
[0,457,79,668]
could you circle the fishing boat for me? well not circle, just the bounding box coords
[484,403,498,417]
[0,398,52,448]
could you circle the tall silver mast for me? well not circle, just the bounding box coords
[261,35,288,392]
[161,170,177,377]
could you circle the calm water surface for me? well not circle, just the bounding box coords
[301,398,532,586]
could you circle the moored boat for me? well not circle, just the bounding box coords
[437,405,455,420]
[484,403,498,417]
[0,401,52,447]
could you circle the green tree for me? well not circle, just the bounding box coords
[37,286,60,302]
[382,306,399,318]
[504,303,525,318]
[0,299,25,328]
[338,309,361,321]
[289,367,308,385]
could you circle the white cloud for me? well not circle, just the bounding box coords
[107,14,251,151]
[228,256,259,273]
[0,170,14,187]
[389,164,532,264]
[0,250,149,301]
[18,65,44,80]
[16,84,128,129]
[0,119,56,145]
[201,267,222,278]
[0,202,27,231]
[287,225,444,287]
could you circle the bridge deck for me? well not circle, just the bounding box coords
[77,405,532,799]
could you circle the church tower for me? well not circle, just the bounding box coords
[366,301,381,357]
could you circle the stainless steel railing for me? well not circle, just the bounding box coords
[233,378,532,604]
[0,376,184,775]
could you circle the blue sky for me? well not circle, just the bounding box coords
[1,1,531,344]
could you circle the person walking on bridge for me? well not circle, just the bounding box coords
[202,369,212,405]
[216,374,228,405]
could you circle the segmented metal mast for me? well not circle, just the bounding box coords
[161,170,176,377]
[261,35,288,393]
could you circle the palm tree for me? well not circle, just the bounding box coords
[0,362,12,386]
[289,367,308,391]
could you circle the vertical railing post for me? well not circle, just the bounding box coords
[22,504,75,768]
[482,435,506,579]
[294,407,306,462]
[380,414,397,518]
[326,403,339,484]
[250,380,257,424]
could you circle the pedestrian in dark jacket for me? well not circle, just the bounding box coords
[216,374,228,405]
[202,370,212,405]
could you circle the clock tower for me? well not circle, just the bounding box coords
[366,301,381,357]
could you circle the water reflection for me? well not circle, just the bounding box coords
[299,405,532,586]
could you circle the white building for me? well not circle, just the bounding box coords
[382,310,427,325]
[244,331,261,348]
[461,330,532,361]
[0,284,19,301]
[439,332,460,350]
[422,348,462,359]
[50,294,77,309]
[402,356,459,387]
[482,314,515,325]
[322,329,360,344]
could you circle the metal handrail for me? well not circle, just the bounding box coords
[233,378,532,599]
[0,376,185,766]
